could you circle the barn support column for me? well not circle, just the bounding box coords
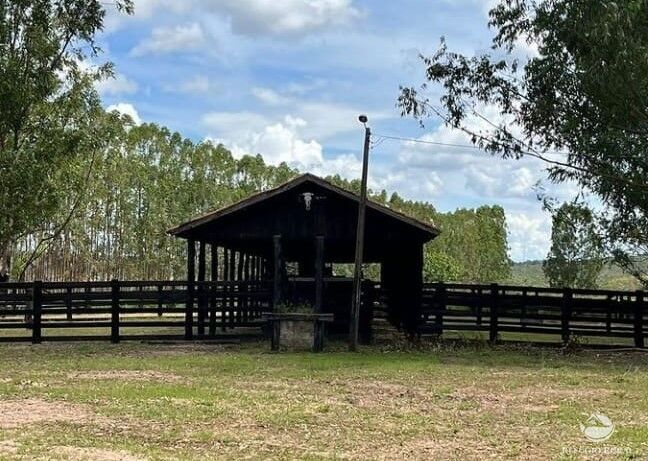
[314,235,324,313]
[197,241,206,338]
[185,239,196,340]
[272,235,283,310]
[209,244,218,337]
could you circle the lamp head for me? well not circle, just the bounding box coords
[358,114,368,124]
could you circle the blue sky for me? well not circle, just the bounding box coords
[97,0,578,262]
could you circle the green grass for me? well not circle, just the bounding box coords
[0,341,647,460]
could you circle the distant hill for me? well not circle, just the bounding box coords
[507,260,643,290]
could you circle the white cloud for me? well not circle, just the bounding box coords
[130,23,206,56]
[170,75,211,94]
[507,211,551,261]
[106,103,142,125]
[106,0,360,38]
[202,111,271,139]
[103,0,193,32]
[96,73,138,96]
[203,111,363,179]
[252,87,289,105]
[206,0,361,37]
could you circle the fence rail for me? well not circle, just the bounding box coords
[411,282,646,347]
[0,280,272,343]
[1,280,646,347]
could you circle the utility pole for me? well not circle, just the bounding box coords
[349,115,370,351]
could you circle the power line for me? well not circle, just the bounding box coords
[372,134,483,150]
[372,131,648,191]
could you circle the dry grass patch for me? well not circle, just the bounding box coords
[48,446,147,461]
[0,399,96,429]
[67,370,184,383]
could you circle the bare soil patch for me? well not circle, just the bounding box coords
[50,446,147,461]
[67,370,184,383]
[450,384,612,414]
[0,399,94,429]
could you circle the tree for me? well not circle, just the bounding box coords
[0,0,133,280]
[398,0,648,287]
[423,250,461,282]
[543,203,604,289]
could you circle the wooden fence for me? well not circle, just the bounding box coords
[0,280,272,343]
[1,280,646,346]
[410,282,647,347]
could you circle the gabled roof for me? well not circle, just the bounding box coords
[168,173,440,238]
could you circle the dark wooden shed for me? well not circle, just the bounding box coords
[168,173,439,338]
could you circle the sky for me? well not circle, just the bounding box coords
[96,0,580,262]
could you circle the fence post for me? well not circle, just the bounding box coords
[635,290,645,348]
[434,283,445,335]
[157,283,163,317]
[561,287,573,345]
[489,283,499,343]
[32,280,42,344]
[186,239,196,340]
[111,279,120,344]
[66,286,73,321]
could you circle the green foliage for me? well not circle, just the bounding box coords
[0,0,133,279]
[399,0,648,288]
[543,203,604,289]
[430,206,511,283]
[423,250,461,282]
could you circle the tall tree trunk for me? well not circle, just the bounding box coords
[0,242,12,282]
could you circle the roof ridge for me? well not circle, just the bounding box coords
[167,173,440,237]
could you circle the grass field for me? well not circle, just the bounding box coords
[0,341,647,460]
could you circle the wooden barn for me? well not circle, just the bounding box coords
[168,173,439,339]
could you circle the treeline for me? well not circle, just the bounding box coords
[13,116,510,283]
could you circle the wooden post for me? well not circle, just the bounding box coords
[489,283,499,343]
[111,279,120,344]
[349,122,371,351]
[209,245,218,337]
[251,255,258,318]
[243,253,251,323]
[521,288,527,330]
[273,235,282,310]
[561,287,573,344]
[157,283,163,317]
[635,290,644,348]
[186,239,195,340]
[66,286,73,321]
[314,235,324,313]
[476,287,482,326]
[197,241,206,339]
[235,251,243,325]
[32,280,42,344]
[435,283,445,335]
[229,249,236,328]
[222,247,230,331]
[606,295,612,333]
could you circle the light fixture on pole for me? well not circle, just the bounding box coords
[349,114,370,351]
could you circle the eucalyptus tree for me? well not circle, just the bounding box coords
[0,0,133,280]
